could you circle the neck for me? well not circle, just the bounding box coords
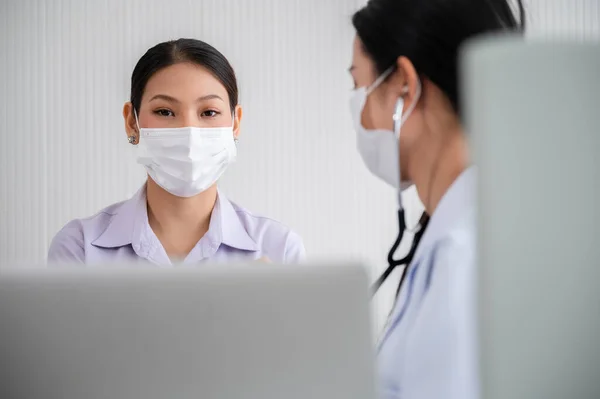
[146,179,217,257]
[410,128,469,215]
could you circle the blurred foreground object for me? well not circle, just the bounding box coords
[462,36,600,399]
[0,263,375,399]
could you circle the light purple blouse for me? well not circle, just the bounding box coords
[48,186,306,265]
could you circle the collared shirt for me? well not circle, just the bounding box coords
[48,186,306,265]
[377,167,478,399]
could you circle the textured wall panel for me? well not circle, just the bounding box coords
[527,0,600,39]
[0,0,48,267]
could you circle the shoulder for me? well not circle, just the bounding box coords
[435,211,476,267]
[229,201,306,263]
[47,200,125,264]
[425,211,476,288]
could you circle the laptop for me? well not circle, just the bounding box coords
[462,37,600,398]
[0,264,375,399]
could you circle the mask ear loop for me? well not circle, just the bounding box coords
[129,108,141,145]
[366,66,395,95]
[231,109,239,145]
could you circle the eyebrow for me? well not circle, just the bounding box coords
[148,94,224,103]
[348,65,356,73]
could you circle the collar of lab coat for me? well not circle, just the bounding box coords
[412,166,477,263]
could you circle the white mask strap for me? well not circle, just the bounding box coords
[133,108,141,132]
[366,66,395,95]
[231,111,239,145]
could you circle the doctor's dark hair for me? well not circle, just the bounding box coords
[352,0,525,114]
[130,38,238,113]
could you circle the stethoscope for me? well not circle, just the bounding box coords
[369,79,429,297]
[370,209,429,297]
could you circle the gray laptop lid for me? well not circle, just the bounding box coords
[0,264,375,399]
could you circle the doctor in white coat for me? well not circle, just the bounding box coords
[348,0,525,398]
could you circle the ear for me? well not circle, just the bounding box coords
[233,105,243,139]
[394,56,420,109]
[123,102,138,143]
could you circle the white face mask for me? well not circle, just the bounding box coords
[350,67,421,200]
[134,112,237,197]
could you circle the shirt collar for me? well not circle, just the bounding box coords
[211,190,259,252]
[91,186,259,252]
[413,166,477,260]
[91,186,146,249]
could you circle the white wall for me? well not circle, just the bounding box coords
[0,0,598,330]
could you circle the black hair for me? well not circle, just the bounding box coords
[352,0,525,113]
[130,38,238,113]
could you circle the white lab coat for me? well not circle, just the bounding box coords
[377,167,478,399]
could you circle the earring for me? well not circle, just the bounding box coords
[234,138,239,145]
[128,135,137,144]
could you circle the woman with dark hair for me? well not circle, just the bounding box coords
[349,0,524,397]
[49,38,305,265]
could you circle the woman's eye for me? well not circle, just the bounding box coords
[154,109,174,117]
[202,110,220,118]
